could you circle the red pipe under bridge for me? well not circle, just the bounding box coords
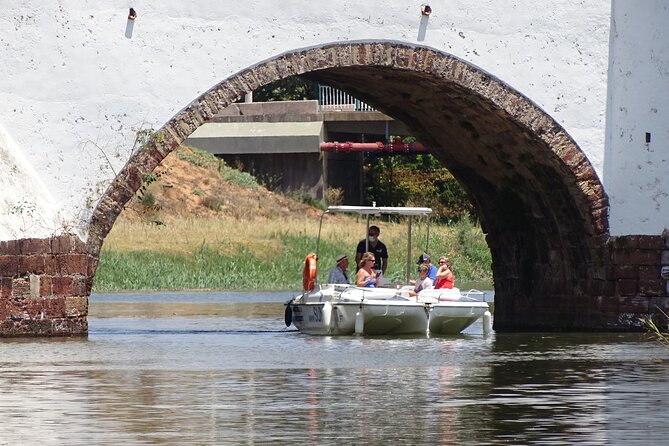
[320,140,427,153]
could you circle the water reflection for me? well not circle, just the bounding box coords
[0,291,667,445]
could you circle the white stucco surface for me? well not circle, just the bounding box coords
[604,1,669,235]
[0,1,635,240]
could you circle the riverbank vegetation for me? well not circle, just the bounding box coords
[93,215,491,292]
[92,143,492,292]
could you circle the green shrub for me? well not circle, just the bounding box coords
[177,146,219,167]
[140,191,156,208]
[289,190,326,210]
[220,165,259,190]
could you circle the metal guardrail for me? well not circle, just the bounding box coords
[318,85,375,111]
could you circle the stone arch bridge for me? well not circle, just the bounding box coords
[1,2,668,336]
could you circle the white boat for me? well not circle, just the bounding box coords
[284,205,492,336]
[285,205,433,336]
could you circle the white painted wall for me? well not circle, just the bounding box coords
[0,1,612,241]
[604,0,669,235]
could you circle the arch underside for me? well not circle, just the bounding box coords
[90,42,609,331]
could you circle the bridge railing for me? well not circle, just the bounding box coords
[318,85,375,112]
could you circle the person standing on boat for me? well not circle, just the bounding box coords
[355,225,388,276]
[355,252,377,287]
[434,256,455,289]
[327,254,350,284]
[409,263,433,297]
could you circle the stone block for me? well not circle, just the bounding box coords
[639,279,666,297]
[612,249,660,266]
[124,164,144,192]
[56,316,88,336]
[20,238,49,255]
[616,278,638,296]
[19,255,46,275]
[0,298,21,319]
[0,278,11,298]
[639,265,661,280]
[29,274,40,297]
[51,276,74,297]
[25,296,66,318]
[51,235,85,254]
[11,278,31,299]
[65,296,88,317]
[638,236,663,250]
[611,265,638,280]
[43,255,59,275]
[0,255,19,277]
[39,276,52,297]
[60,254,89,275]
[618,295,650,313]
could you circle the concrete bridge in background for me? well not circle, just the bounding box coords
[186,99,412,204]
[1,1,668,336]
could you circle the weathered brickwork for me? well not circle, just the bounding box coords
[3,42,665,336]
[0,235,90,336]
[603,234,669,329]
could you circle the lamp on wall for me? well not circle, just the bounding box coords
[128,8,137,20]
[421,4,432,16]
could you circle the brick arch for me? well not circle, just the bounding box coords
[88,41,610,331]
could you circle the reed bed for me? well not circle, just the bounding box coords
[94,215,492,292]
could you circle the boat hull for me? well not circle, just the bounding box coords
[287,285,429,335]
[428,301,490,335]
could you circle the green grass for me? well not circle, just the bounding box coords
[93,217,492,292]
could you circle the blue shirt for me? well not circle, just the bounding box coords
[427,264,438,282]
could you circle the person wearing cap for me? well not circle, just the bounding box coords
[327,254,350,284]
[417,253,438,282]
[354,225,388,276]
[409,263,434,297]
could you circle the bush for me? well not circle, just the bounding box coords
[220,166,259,190]
[202,196,223,212]
[141,191,156,208]
[177,146,219,167]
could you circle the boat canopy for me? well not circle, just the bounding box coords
[326,205,432,216]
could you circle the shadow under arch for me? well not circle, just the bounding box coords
[88,40,609,331]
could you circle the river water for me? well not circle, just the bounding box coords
[0,291,667,445]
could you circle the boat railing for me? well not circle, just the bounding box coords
[461,289,486,302]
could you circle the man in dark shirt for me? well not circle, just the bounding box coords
[355,225,388,275]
